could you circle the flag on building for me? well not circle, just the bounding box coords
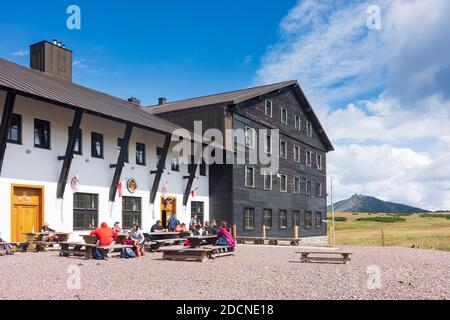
[191,187,199,198]
[117,181,123,198]
[161,183,169,200]
[70,173,79,192]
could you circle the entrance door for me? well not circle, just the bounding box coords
[11,186,44,242]
[160,196,176,228]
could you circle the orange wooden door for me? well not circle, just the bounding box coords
[11,186,43,242]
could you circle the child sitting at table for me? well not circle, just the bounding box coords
[216,220,236,251]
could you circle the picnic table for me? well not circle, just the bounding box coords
[144,232,180,241]
[22,232,70,252]
[81,233,127,245]
[59,242,134,260]
[160,245,234,262]
[296,250,353,264]
[186,235,218,248]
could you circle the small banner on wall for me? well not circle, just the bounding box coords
[161,182,169,200]
[117,181,123,198]
[191,187,199,198]
[70,172,80,192]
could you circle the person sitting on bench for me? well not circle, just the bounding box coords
[112,222,122,233]
[174,223,187,233]
[151,220,166,233]
[90,222,118,260]
[41,223,59,242]
[129,224,145,257]
[216,220,236,251]
[0,233,14,255]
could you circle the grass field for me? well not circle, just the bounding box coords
[327,212,450,251]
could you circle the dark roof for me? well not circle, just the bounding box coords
[0,58,182,137]
[146,80,298,113]
[145,80,333,152]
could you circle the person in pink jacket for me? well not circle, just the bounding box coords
[216,220,236,251]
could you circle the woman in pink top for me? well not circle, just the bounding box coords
[217,220,236,251]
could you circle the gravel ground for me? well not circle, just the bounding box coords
[0,245,449,300]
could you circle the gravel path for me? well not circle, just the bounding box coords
[0,245,449,300]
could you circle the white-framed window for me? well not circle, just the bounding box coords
[294,145,300,163]
[280,107,288,125]
[265,100,273,117]
[306,150,312,166]
[294,176,300,194]
[245,126,256,149]
[264,132,272,155]
[306,179,311,195]
[245,166,255,188]
[280,174,287,192]
[316,153,322,170]
[295,115,301,131]
[280,140,287,159]
[306,121,313,137]
[263,169,272,190]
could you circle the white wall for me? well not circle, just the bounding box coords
[0,91,209,242]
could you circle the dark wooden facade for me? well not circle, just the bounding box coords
[158,84,330,239]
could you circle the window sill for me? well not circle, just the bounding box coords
[34,145,51,150]
[7,140,22,145]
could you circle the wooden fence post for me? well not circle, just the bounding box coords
[262,225,266,239]
[232,224,237,241]
[294,226,299,240]
[380,227,385,246]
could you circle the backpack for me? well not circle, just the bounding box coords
[120,247,136,259]
[216,236,228,247]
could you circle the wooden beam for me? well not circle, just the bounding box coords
[149,134,171,204]
[183,144,202,206]
[109,124,133,202]
[56,109,84,198]
[0,91,16,175]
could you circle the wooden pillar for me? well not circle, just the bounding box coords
[57,109,83,198]
[232,224,237,241]
[262,225,266,239]
[0,91,16,175]
[150,134,171,204]
[109,124,133,202]
[294,225,299,240]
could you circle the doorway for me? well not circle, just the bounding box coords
[160,196,176,228]
[11,185,44,242]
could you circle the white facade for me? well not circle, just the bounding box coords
[0,91,209,242]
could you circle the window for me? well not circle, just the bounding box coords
[294,145,300,163]
[7,113,21,144]
[245,126,256,149]
[316,153,322,170]
[306,179,311,196]
[306,121,313,137]
[156,147,166,169]
[244,208,255,230]
[280,140,287,159]
[122,197,141,229]
[280,108,288,125]
[316,182,323,197]
[316,211,323,228]
[68,127,82,155]
[279,210,288,229]
[264,133,272,154]
[305,211,312,229]
[91,132,104,158]
[263,209,272,229]
[191,202,205,224]
[34,118,50,149]
[73,193,98,230]
[171,151,179,171]
[136,143,146,166]
[199,159,206,176]
[295,115,301,132]
[280,174,287,192]
[245,166,255,188]
[293,210,300,228]
[265,100,273,117]
[294,177,300,193]
[117,138,129,163]
[306,150,312,166]
[263,170,272,190]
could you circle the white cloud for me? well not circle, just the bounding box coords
[11,49,29,57]
[254,0,450,210]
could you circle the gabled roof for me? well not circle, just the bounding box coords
[145,80,334,152]
[0,58,182,137]
[146,80,298,113]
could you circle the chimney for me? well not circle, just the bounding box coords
[158,97,167,105]
[30,40,73,81]
[127,97,141,106]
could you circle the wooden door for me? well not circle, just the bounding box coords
[11,186,43,242]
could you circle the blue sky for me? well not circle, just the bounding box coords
[1,0,450,210]
[0,0,297,105]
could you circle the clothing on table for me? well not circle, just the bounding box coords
[90,222,118,246]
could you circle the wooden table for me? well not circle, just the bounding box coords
[160,245,234,262]
[59,242,134,260]
[23,232,70,251]
[186,235,218,248]
[144,232,180,241]
[296,251,353,264]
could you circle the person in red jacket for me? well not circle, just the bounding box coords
[90,222,118,246]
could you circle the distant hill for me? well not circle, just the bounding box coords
[328,194,428,213]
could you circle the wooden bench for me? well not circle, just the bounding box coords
[59,242,133,260]
[296,251,352,264]
[160,245,234,262]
